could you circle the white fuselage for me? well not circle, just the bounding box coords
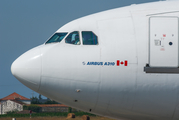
[11,1,179,120]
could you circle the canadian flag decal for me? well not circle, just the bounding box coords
[117,60,128,66]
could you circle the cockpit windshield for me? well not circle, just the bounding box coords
[46,33,68,44]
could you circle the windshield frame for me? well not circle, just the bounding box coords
[45,32,68,44]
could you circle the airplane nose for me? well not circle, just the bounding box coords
[11,47,42,92]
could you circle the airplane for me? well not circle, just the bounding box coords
[10,0,179,120]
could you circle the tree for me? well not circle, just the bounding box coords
[44,100,58,104]
[68,107,72,113]
[31,96,41,104]
[23,104,41,113]
[39,94,42,100]
[30,96,58,104]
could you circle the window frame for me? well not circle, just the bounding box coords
[45,32,68,44]
[81,31,98,45]
[65,31,81,45]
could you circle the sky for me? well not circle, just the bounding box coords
[0,0,157,99]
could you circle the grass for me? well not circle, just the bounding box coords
[0,111,114,120]
[0,116,114,120]
[0,112,95,118]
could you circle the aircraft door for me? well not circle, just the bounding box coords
[149,17,179,67]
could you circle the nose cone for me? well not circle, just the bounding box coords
[11,47,42,92]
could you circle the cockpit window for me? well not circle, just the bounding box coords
[82,31,98,45]
[65,31,80,45]
[46,33,68,44]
